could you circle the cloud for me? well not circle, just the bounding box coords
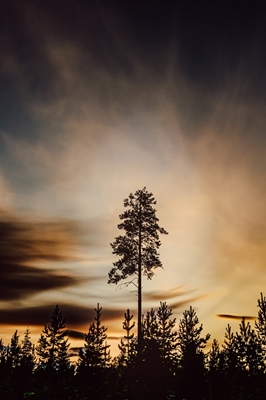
[144,286,195,302]
[217,314,256,321]
[0,303,129,329]
[0,210,92,302]
[67,330,85,340]
[169,296,207,313]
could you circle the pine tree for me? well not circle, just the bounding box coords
[207,339,221,371]
[117,309,136,366]
[78,304,111,369]
[6,330,21,369]
[21,328,35,370]
[108,187,168,353]
[0,338,6,365]
[176,306,210,400]
[36,305,70,370]
[142,302,178,369]
[255,292,266,350]
[141,303,178,399]
[234,318,264,375]
[222,324,237,371]
[177,306,210,360]
[142,307,158,340]
[0,338,7,385]
[156,302,178,368]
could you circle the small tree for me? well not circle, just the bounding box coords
[207,339,221,371]
[156,302,178,368]
[78,304,111,369]
[6,330,21,369]
[142,307,158,340]
[36,305,70,370]
[108,187,168,353]
[0,338,6,365]
[207,339,224,400]
[177,306,210,400]
[177,306,210,360]
[234,318,264,375]
[255,292,266,349]
[20,328,35,371]
[117,309,136,366]
[142,302,178,367]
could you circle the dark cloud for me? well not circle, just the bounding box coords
[0,264,83,302]
[107,336,122,340]
[217,314,256,321]
[0,303,126,328]
[67,330,85,340]
[0,210,90,301]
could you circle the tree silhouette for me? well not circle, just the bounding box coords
[207,338,221,371]
[156,302,178,369]
[177,306,210,400]
[6,330,21,369]
[222,324,237,371]
[142,307,158,340]
[117,309,136,366]
[141,303,178,399]
[207,339,225,400]
[36,305,70,371]
[20,328,35,371]
[142,302,178,369]
[234,318,264,375]
[108,187,168,353]
[78,303,110,369]
[255,292,266,350]
[77,304,111,399]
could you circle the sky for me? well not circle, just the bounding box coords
[1,0,266,356]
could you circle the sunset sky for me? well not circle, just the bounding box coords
[1,0,266,356]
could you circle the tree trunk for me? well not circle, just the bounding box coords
[138,204,142,356]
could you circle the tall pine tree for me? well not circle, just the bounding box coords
[108,188,168,353]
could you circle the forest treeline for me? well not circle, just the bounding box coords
[1,295,266,399]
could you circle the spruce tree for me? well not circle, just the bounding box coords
[36,305,70,370]
[108,187,168,353]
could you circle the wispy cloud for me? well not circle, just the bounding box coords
[0,210,94,302]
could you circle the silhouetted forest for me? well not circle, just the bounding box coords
[1,295,266,399]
